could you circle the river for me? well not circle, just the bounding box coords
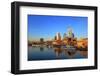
[28,46,87,61]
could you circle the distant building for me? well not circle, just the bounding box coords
[40,38,44,44]
[62,27,77,46]
[56,32,61,40]
[67,27,74,38]
[63,33,67,39]
[54,36,57,40]
[52,32,62,46]
[52,27,77,46]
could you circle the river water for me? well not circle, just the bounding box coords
[28,46,87,61]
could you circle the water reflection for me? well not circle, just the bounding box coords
[54,47,63,58]
[28,46,87,61]
[40,47,44,51]
[64,49,77,59]
[54,47,78,59]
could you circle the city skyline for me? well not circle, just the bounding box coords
[28,15,88,41]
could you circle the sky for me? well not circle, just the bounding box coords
[28,15,88,41]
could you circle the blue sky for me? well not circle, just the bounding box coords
[28,15,88,41]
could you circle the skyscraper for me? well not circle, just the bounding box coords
[63,33,67,39]
[67,27,74,38]
[56,32,61,40]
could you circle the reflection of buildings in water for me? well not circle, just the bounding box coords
[78,50,88,57]
[40,47,44,51]
[64,49,77,58]
[53,47,77,59]
[54,47,63,58]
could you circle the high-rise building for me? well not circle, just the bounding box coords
[56,32,61,40]
[67,27,74,38]
[54,36,57,40]
[63,33,67,39]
